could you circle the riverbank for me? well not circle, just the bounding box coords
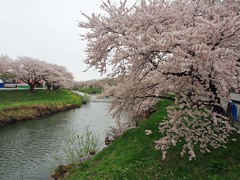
[0,90,83,127]
[66,99,240,179]
[78,87,102,94]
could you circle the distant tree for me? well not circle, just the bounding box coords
[11,57,47,91]
[80,0,240,160]
[60,70,74,89]
[42,63,74,90]
[73,81,83,89]
[74,78,116,90]
[42,64,61,90]
[0,55,13,83]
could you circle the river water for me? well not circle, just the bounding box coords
[0,99,114,180]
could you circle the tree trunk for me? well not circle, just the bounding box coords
[47,83,51,90]
[212,97,225,115]
[30,85,35,91]
[209,80,225,115]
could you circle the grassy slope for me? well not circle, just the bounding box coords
[0,90,83,125]
[68,99,240,180]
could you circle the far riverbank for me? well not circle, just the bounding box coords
[0,90,83,127]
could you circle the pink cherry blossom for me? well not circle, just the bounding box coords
[79,0,240,160]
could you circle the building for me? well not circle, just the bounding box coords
[0,79,4,88]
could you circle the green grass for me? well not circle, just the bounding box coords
[79,87,103,94]
[0,90,82,109]
[18,85,30,89]
[0,90,83,125]
[67,99,240,180]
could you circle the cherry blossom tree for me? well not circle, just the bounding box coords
[79,0,240,160]
[74,78,116,91]
[0,55,13,83]
[10,56,74,91]
[42,63,74,90]
[11,56,48,91]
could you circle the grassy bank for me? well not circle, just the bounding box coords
[0,90,83,127]
[79,87,102,94]
[67,99,240,179]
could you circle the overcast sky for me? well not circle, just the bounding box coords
[0,0,111,81]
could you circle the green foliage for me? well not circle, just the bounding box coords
[67,99,240,179]
[53,126,99,165]
[82,93,91,104]
[79,87,102,94]
[208,161,229,174]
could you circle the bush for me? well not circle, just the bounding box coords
[79,87,102,94]
[82,93,91,104]
[53,126,99,165]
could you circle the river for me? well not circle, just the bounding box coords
[0,98,114,180]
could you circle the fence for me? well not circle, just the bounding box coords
[0,88,47,90]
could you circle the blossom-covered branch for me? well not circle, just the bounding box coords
[79,0,240,160]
